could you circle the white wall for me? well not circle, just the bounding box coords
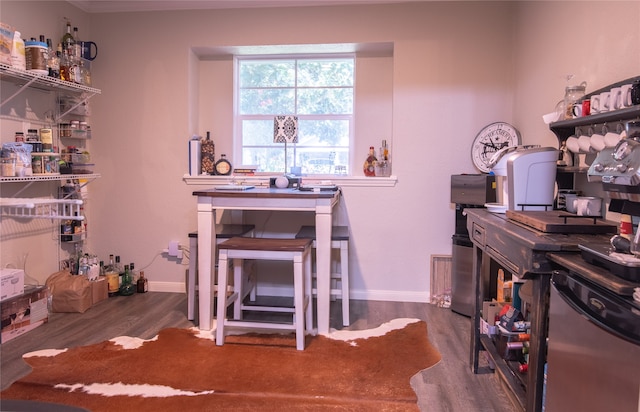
[1,1,638,303]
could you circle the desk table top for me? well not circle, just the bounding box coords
[193,187,340,199]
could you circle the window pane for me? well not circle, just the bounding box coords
[298,88,353,115]
[239,89,295,115]
[298,120,350,146]
[239,60,295,87]
[242,119,275,145]
[297,60,354,87]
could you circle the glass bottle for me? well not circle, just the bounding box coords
[363,146,377,177]
[105,254,119,296]
[60,49,71,82]
[137,271,149,293]
[61,21,74,53]
[129,262,138,284]
[115,255,124,285]
[72,27,81,60]
[119,264,136,296]
[47,39,59,78]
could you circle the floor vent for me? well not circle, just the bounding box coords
[430,254,452,306]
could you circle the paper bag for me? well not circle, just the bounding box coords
[45,270,92,313]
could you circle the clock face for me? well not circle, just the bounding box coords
[214,157,232,175]
[471,122,521,173]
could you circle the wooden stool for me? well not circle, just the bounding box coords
[187,225,255,321]
[216,237,313,351]
[295,225,350,326]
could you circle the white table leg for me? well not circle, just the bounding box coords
[197,197,216,330]
[315,211,332,335]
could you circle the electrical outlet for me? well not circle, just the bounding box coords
[168,241,180,257]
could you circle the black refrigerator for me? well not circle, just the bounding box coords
[450,174,495,316]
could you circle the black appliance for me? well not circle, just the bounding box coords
[450,174,496,316]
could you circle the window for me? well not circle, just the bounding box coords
[235,55,354,175]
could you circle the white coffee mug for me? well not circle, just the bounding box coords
[565,193,579,213]
[572,103,582,118]
[566,136,581,153]
[610,87,622,110]
[576,196,602,216]
[600,91,611,112]
[604,131,621,148]
[578,134,592,152]
[590,94,601,114]
[621,84,633,108]
[590,133,606,151]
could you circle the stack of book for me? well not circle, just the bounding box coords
[233,165,258,176]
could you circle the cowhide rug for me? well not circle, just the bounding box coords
[1,318,441,411]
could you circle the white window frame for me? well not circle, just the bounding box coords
[233,53,355,176]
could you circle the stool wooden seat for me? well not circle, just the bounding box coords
[216,237,313,350]
[187,225,255,321]
[295,225,350,326]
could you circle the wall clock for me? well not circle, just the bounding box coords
[471,122,521,173]
[214,154,233,175]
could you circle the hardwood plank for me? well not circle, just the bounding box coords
[1,293,516,412]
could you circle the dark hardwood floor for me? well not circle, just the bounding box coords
[1,293,516,411]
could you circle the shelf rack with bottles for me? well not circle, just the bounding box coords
[0,63,100,110]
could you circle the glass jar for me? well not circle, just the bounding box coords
[1,156,16,176]
[564,82,586,119]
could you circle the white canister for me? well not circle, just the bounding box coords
[10,31,25,70]
[24,40,48,75]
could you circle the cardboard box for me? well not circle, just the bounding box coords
[1,285,49,344]
[90,278,108,305]
[1,268,25,302]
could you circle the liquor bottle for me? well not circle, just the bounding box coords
[137,271,149,293]
[47,39,59,78]
[115,255,124,285]
[61,21,74,53]
[104,254,119,296]
[129,262,138,284]
[119,264,136,296]
[60,49,71,82]
[376,140,391,177]
[72,27,81,60]
[363,146,377,177]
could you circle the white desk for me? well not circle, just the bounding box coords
[193,187,341,335]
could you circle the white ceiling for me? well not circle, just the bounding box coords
[67,0,427,13]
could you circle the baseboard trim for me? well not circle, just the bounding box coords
[149,281,429,303]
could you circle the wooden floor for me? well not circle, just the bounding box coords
[1,293,516,411]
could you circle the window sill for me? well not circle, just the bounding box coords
[182,174,397,187]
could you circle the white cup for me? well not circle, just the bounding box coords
[565,193,579,213]
[604,131,621,148]
[576,196,602,216]
[590,133,606,151]
[590,94,601,114]
[621,84,633,108]
[578,134,592,152]
[610,87,622,110]
[600,91,611,112]
[572,103,582,118]
[566,136,581,153]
